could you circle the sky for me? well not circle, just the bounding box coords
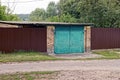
[1,0,60,14]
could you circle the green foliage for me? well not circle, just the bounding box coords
[29,8,46,21]
[29,0,120,27]
[0,6,7,20]
[58,0,120,27]
[6,14,21,21]
[0,5,20,21]
[47,13,76,22]
[29,2,58,21]
[46,1,58,18]
[1,0,120,27]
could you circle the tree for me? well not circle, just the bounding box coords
[28,0,120,27]
[29,1,58,21]
[57,0,120,27]
[0,5,20,21]
[46,1,58,18]
[47,13,76,22]
[0,6,7,20]
[29,8,46,21]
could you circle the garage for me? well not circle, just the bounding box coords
[54,25,84,54]
[0,21,92,54]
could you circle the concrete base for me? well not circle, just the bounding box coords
[49,52,102,59]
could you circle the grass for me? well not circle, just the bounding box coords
[92,50,120,59]
[0,71,58,80]
[0,50,120,63]
[0,52,63,63]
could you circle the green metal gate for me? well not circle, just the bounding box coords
[54,25,84,54]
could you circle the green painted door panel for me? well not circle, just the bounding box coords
[54,25,84,54]
[70,26,84,53]
[54,26,70,54]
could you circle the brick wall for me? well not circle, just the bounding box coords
[47,26,55,54]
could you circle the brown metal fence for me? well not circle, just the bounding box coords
[91,28,120,50]
[0,28,47,53]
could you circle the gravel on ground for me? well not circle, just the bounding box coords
[0,60,120,74]
[54,70,120,80]
[0,60,120,80]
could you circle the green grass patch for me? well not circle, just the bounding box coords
[92,50,120,59]
[0,71,58,80]
[0,52,63,63]
[0,50,120,63]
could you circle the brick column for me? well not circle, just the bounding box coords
[85,26,91,52]
[47,26,55,55]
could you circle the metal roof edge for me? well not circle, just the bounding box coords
[0,21,94,26]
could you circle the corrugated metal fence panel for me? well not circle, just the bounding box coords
[91,28,120,50]
[0,28,47,53]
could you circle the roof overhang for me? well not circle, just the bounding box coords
[0,21,94,27]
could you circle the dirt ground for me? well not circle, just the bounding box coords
[1,70,120,80]
[0,60,120,80]
[27,70,120,80]
[54,70,120,80]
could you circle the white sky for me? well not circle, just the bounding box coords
[1,0,60,14]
